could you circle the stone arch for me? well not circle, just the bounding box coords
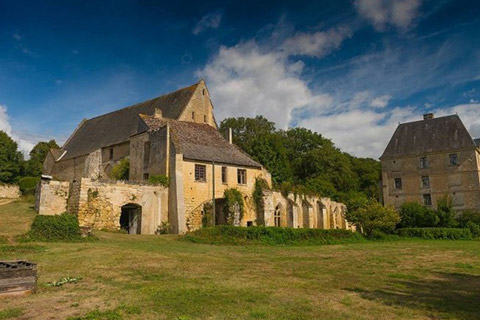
[316,201,326,229]
[287,201,295,227]
[120,203,142,234]
[302,200,311,228]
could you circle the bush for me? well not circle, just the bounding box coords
[182,225,365,245]
[110,158,129,180]
[148,174,169,187]
[223,188,244,225]
[396,228,472,240]
[18,176,40,195]
[436,195,457,227]
[345,200,400,237]
[24,213,83,241]
[399,202,439,228]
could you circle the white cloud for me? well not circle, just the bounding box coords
[0,104,35,155]
[197,41,333,128]
[371,94,392,108]
[193,11,222,35]
[354,0,422,31]
[281,26,352,58]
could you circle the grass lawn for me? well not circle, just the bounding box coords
[1,199,480,320]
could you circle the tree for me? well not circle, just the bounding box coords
[110,158,130,180]
[436,195,457,227]
[0,131,23,183]
[345,200,400,237]
[399,202,439,228]
[24,140,59,177]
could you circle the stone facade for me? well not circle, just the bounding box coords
[35,180,70,215]
[0,185,20,199]
[381,114,480,211]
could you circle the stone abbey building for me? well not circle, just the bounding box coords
[381,113,480,211]
[37,80,353,234]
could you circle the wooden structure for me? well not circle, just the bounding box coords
[0,261,37,297]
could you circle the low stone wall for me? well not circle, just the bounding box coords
[0,185,20,199]
[36,180,70,215]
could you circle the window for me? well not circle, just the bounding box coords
[394,178,402,189]
[421,176,430,187]
[247,221,253,227]
[109,148,114,160]
[423,194,432,206]
[202,89,205,95]
[419,157,429,169]
[449,153,458,165]
[221,166,227,184]
[237,169,246,185]
[204,115,207,123]
[195,164,206,182]
[192,111,195,120]
[274,206,281,227]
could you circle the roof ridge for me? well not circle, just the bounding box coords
[85,82,199,122]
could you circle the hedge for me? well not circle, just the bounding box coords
[24,213,83,241]
[182,225,365,245]
[18,176,40,195]
[396,227,472,240]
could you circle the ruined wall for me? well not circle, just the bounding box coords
[36,180,70,215]
[382,149,480,211]
[76,178,168,234]
[129,132,149,181]
[49,154,88,181]
[181,159,269,232]
[0,185,20,198]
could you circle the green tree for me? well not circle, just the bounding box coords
[436,195,457,227]
[398,202,439,228]
[24,140,59,177]
[0,131,23,183]
[110,158,130,180]
[345,200,400,237]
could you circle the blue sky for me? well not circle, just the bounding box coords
[0,0,479,158]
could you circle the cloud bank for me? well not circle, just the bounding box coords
[0,104,35,155]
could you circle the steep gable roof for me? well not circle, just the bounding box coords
[60,82,199,160]
[140,115,262,168]
[380,115,476,160]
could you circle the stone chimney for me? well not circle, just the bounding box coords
[423,113,434,120]
[154,108,163,119]
[228,128,233,144]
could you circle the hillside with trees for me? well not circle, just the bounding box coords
[219,116,381,203]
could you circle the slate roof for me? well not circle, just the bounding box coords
[380,115,477,160]
[140,115,262,168]
[60,82,199,160]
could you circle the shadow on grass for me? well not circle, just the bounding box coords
[347,272,480,320]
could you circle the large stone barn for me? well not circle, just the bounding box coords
[37,80,353,234]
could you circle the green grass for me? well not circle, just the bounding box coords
[1,199,480,319]
[0,308,23,320]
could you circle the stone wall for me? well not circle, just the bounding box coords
[36,180,70,215]
[76,178,168,234]
[0,185,20,199]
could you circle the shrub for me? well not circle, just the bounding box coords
[24,213,83,241]
[148,174,169,187]
[110,158,129,180]
[18,176,40,195]
[252,178,270,226]
[202,202,214,228]
[182,225,365,245]
[398,202,439,228]
[456,210,480,238]
[346,200,400,237]
[223,188,244,225]
[396,227,472,240]
[436,195,457,227]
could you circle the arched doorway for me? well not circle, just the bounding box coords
[287,202,294,227]
[302,201,310,228]
[120,203,142,234]
[317,201,325,229]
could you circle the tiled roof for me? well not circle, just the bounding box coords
[381,115,476,159]
[60,82,198,160]
[141,115,262,168]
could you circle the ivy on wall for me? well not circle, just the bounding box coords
[223,188,244,225]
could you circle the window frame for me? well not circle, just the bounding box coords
[221,166,227,184]
[449,153,458,166]
[423,193,432,206]
[237,169,247,185]
[421,175,430,188]
[274,207,281,227]
[194,164,207,182]
[419,156,429,169]
[394,178,402,190]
